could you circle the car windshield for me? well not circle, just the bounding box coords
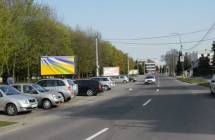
[32,84,48,92]
[0,86,20,95]
[146,76,154,79]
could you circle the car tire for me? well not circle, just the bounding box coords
[86,89,94,96]
[6,103,18,116]
[123,80,127,84]
[59,93,65,102]
[104,85,109,91]
[42,99,52,109]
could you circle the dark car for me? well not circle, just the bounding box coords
[74,80,103,96]
[128,76,137,82]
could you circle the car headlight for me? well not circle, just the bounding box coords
[52,94,58,99]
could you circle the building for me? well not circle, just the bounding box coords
[139,59,158,74]
[189,49,214,69]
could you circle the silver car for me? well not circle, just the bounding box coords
[12,83,64,109]
[210,74,215,96]
[0,85,38,116]
[36,79,76,102]
[111,75,129,84]
[91,77,115,90]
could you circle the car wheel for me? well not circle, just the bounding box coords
[86,89,94,96]
[6,103,18,116]
[42,99,52,109]
[59,93,65,102]
[123,80,127,84]
[210,88,215,96]
[104,85,109,91]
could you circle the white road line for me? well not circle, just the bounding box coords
[142,99,152,106]
[85,128,109,140]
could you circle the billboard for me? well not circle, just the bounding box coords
[41,56,75,75]
[129,69,139,75]
[103,67,119,76]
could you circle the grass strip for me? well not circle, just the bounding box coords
[0,121,16,127]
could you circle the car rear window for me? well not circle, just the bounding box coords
[56,80,65,86]
[67,79,74,85]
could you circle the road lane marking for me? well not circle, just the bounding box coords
[85,128,109,140]
[142,99,152,106]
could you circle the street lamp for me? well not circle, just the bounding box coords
[171,33,184,76]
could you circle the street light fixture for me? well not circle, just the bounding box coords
[171,33,184,76]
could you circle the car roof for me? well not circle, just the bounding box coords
[39,78,63,81]
[12,83,34,85]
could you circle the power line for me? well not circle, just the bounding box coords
[183,22,215,51]
[105,28,215,41]
[111,37,215,46]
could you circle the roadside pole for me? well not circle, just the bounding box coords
[96,37,99,77]
[127,54,130,76]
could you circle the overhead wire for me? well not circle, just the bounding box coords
[111,37,215,46]
[105,28,215,41]
[183,22,215,51]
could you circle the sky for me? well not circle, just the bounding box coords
[36,0,215,62]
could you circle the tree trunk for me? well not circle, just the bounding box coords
[27,60,30,82]
[12,54,16,81]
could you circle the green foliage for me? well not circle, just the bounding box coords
[193,54,210,76]
[0,0,134,81]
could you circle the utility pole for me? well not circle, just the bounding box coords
[172,33,184,76]
[96,37,99,77]
[127,54,130,76]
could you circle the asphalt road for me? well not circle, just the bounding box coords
[1,76,215,140]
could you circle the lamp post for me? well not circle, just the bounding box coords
[171,33,184,76]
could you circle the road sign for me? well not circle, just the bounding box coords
[180,55,184,62]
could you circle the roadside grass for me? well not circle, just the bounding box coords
[0,121,16,127]
[177,78,210,87]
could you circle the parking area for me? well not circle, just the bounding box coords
[0,81,137,128]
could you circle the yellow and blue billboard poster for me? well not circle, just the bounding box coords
[41,56,75,75]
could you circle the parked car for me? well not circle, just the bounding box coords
[210,74,215,96]
[74,79,103,96]
[111,75,129,83]
[128,76,137,82]
[91,77,115,90]
[0,85,38,116]
[66,79,79,96]
[144,75,156,84]
[12,83,64,109]
[36,78,76,102]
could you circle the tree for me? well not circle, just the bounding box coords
[212,41,215,66]
[184,53,192,71]
[163,49,178,76]
[198,54,210,76]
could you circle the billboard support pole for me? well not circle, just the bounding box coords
[96,37,99,77]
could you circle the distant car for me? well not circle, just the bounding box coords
[144,75,156,84]
[91,77,115,90]
[210,74,215,96]
[12,83,64,109]
[36,79,76,102]
[111,75,129,83]
[128,76,137,82]
[0,85,38,116]
[74,79,103,96]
